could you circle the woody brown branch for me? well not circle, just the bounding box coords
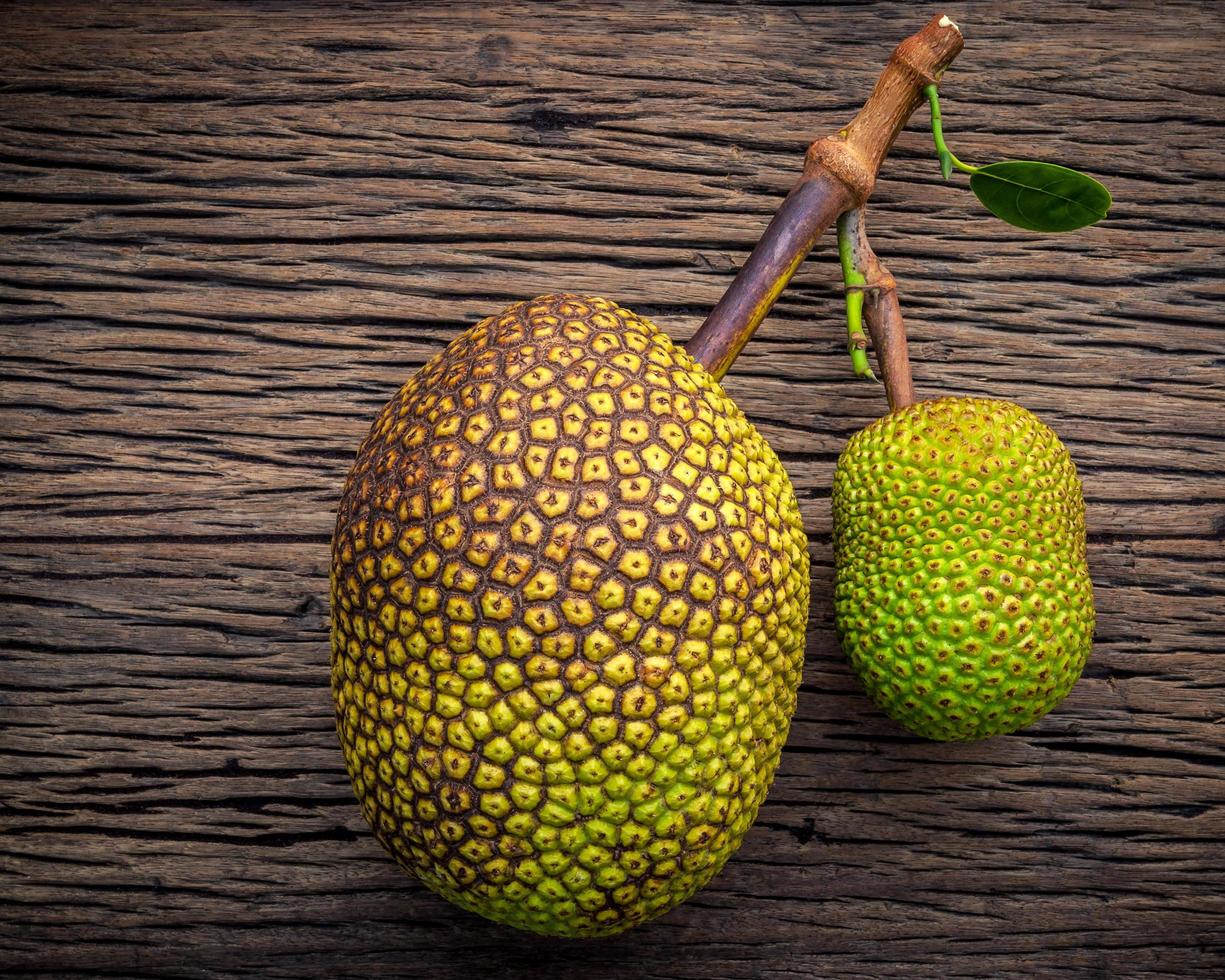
[686,13,962,380]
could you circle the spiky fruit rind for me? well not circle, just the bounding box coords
[832,396,1093,742]
[331,295,809,936]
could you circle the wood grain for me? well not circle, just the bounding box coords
[1,1,1223,977]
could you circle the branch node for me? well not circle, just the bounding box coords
[685,15,963,380]
[842,276,897,294]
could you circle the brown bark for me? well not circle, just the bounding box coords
[686,13,963,380]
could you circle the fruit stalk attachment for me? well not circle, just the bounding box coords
[685,13,963,380]
[836,210,877,384]
[837,207,914,410]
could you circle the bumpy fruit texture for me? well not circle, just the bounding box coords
[832,397,1093,741]
[331,295,809,936]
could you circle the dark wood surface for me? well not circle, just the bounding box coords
[2,2,1223,976]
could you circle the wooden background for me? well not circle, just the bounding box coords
[2,1,1222,976]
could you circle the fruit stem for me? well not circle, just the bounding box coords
[839,207,915,410]
[685,14,963,381]
[835,212,878,383]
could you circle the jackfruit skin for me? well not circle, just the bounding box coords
[832,397,1093,742]
[331,295,809,937]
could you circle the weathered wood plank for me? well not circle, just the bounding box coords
[1,1,1223,977]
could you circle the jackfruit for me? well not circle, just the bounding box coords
[330,294,809,935]
[833,396,1093,741]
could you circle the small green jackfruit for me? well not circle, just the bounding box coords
[832,396,1093,741]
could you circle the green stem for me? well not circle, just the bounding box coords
[923,84,978,178]
[836,211,877,382]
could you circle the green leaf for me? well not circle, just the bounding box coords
[969,161,1111,232]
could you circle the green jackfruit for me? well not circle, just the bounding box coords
[833,396,1093,741]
